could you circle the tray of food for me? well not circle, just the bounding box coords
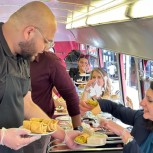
[21,118,58,136]
[74,132,108,147]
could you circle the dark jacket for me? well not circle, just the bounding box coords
[123,140,143,153]
[98,99,150,153]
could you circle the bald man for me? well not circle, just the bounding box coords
[0,1,81,153]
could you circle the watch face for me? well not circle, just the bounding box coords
[74,126,83,132]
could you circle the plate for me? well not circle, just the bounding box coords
[55,116,71,121]
[55,107,65,111]
[20,126,55,136]
[74,140,106,147]
[74,81,87,85]
[79,73,90,77]
[54,111,68,116]
[28,131,54,136]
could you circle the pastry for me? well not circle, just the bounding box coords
[23,120,47,134]
[22,118,58,134]
[87,134,107,145]
[74,133,90,144]
[42,119,58,131]
[86,99,98,107]
[30,121,47,134]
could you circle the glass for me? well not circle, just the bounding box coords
[34,27,54,50]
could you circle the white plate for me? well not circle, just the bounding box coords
[55,116,71,121]
[20,126,55,136]
[79,74,90,77]
[74,140,106,147]
[74,81,87,85]
[54,111,68,116]
[55,107,64,111]
[28,131,54,136]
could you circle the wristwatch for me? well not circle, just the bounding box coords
[73,126,83,132]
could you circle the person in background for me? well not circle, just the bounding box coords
[27,51,82,153]
[0,1,81,153]
[126,96,134,109]
[52,87,67,110]
[69,54,91,84]
[80,81,153,153]
[81,68,111,101]
[108,63,116,79]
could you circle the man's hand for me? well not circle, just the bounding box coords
[2,128,41,150]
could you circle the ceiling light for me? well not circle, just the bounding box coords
[87,5,129,25]
[130,0,153,18]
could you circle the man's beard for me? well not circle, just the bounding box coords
[18,39,37,61]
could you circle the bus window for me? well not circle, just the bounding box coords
[145,60,153,79]
[122,55,139,109]
[139,59,153,94]
[102,49,120,103]
[87,45,99,69]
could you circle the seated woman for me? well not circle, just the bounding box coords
[81,68,111,101]
[69,54,91,84]
[79,81,153,153]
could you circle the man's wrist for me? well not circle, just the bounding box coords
[0,127,6,146]
[73,126,83,132]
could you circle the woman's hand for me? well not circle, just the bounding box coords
[84,79,96,92]
[99,119,123,136]
[79,100,93,116]
[126,96,133,109]
[2,128,41,150]
[99,118,133,144]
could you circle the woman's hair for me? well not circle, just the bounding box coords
[146,81,153,131]
[90,68,111,96]
[78,54,89,61]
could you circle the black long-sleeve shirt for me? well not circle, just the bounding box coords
[98,99,150,153]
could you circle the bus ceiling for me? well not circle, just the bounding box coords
[1,0,153,59]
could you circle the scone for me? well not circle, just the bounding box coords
[87,133,107,145]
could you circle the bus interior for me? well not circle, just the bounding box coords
[1,0,153,110]
[2,0,153,152]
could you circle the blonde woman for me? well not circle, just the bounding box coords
[81,68,111,101]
